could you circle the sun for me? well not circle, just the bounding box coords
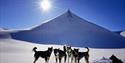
[40,0,51,11]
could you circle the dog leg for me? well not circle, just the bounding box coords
[78,58,80,63]
[71,57,73,63]
[55,57,57,63]
[85,56,89,63]
[47,58,50,63]
[45,57,48,63]
[47,59,49,63]
[74,57,78,63]
[64,55,67,63]
[33,56,39,63]
[59,57,62,63]
[68,56,69,63]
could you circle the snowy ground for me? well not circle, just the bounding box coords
[0,38,125,63]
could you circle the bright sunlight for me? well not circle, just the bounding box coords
[40,0,51,11]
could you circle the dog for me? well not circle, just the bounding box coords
[78,47,89,63]
[65,46,79,63]
[54,47,67,63]
[32,47,53,63]
[109,54,123,63]
[65,46,73,63]
[71,48,79,63]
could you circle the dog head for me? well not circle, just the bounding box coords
[67,46,72,52]
[67,46,71,49]
[73,48,79,56]
[32,47,37,52]
[48,47,53,53]
[54,48,60,56]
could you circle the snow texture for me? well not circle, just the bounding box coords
[0,38,125,63]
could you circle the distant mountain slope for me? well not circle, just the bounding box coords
[114,31,122,34]
[0,28,11,39]
[11,10,125,48]
[114,30,125,37]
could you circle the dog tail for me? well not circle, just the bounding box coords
[85,47,89,52]
[32,47,37,52]
[63,46,67,52]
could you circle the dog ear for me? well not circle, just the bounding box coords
[78,48,79,50]
[76,48,79,50]
[33,47,37,49]
[67,46,71,49]
[74,48,76,50]
[69,46,71,48]
[58,48,60,50]
[63,46,66,48]
[51,47,53,49]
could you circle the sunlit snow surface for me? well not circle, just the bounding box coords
[0,39,125,63]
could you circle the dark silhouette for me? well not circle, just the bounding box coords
[78,47,89,63]
[71,48,79,63]
[110,54,123,63]
[65,46,89,63]
[54,47,67,63]
[32,47,53,63]
[63,46,67,53]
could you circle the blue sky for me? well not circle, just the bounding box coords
[0,0,125,31]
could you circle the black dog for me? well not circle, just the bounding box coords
[71,48,79,63]
[32,47,53,63]
[110,54,123,63]
[78,47,89,63]
[54,47,67,63]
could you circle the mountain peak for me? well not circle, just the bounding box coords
[66,9,73,17]
[67,9,71,13]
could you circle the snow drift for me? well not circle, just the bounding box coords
[0,38,125,63]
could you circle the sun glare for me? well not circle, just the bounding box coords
[40,0,51,11]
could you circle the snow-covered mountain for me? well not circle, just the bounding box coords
[0,28,11,39]
[120,31,125,37]
[10,10,125,48]
[114,30,125,37]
